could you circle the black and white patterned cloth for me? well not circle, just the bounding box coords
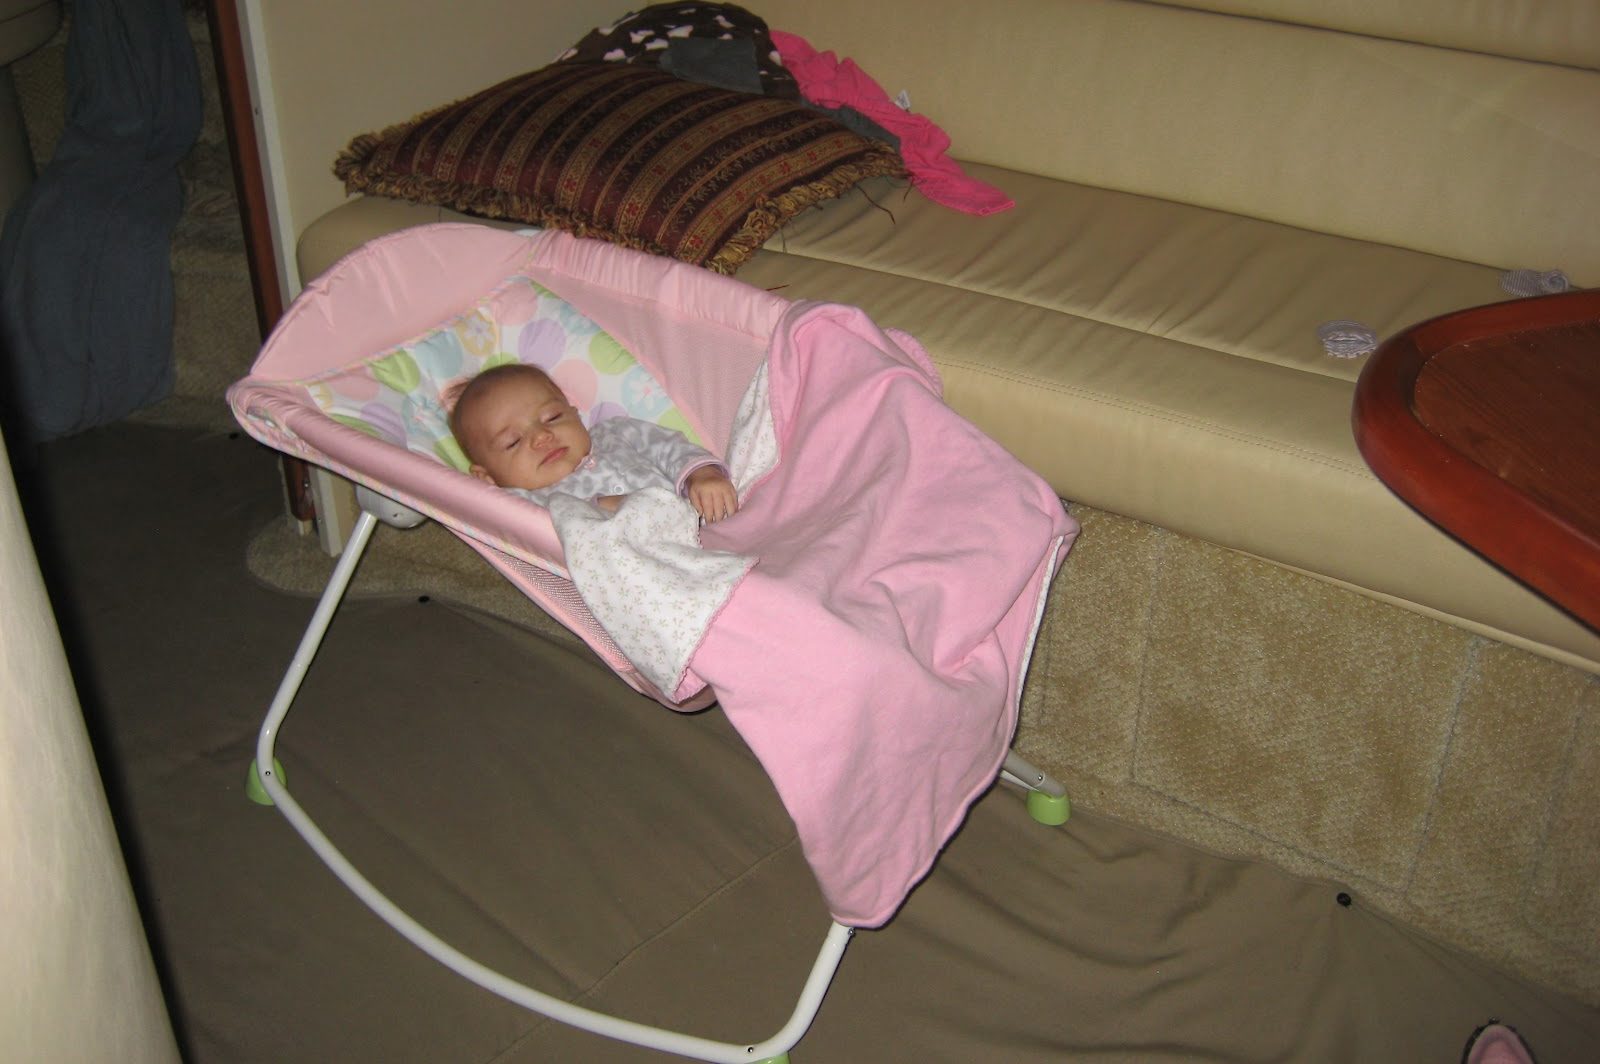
[555,2,801,98]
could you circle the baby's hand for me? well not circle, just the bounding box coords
[686,467,738,524]
[595,494,625,513]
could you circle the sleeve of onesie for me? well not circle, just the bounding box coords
[613,418,726,494]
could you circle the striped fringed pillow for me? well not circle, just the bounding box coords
[334,62,905,275]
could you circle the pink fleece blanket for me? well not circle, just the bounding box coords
[688,302,1075,926]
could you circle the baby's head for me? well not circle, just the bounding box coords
[450,363,591,490]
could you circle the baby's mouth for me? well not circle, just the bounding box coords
[540,446,567,467]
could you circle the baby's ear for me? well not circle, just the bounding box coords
[468,463,497,486]
[439,376,472,414]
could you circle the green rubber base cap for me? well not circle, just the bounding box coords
[245,758,286,806]
[1026,789,1070,826]
[753,1056,789,1064]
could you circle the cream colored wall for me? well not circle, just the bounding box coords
[245,0,607,295]
[1151,0,1600,68]
[0,438,180,1063]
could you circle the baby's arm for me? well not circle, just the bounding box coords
[620,418,739,522]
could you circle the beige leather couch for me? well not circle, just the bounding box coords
[290,0,1600,1004]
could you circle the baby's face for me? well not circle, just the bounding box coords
[462,371,591,490]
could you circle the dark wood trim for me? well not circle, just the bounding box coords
[203,0,283,333]
[202,0,314,522]
[1352,290,1600,632]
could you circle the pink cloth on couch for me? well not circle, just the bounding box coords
[690,301,1072,926]
[771,30,1014,216]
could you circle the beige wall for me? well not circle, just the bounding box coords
[0,436,180,1063]
[1149,0,1600,68]
[246,0,607,294]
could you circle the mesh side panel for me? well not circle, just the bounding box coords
[605,303,768,452]
[455,532,647,688]
[532,271,774,456]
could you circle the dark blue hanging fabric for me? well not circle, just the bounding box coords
[0,0,201,442]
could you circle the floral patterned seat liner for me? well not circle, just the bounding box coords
[299,272,700,474]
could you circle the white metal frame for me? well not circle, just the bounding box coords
[251,488,1068,1062]
[1000,750,1069,801]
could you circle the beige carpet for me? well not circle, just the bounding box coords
[1020,507,1600,1010]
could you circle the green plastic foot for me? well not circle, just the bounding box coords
[1026,789,1070,826]
[752,1056,789,1064]
[245,758,287,806]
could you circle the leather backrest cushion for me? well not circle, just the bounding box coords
[756,0,1600,284]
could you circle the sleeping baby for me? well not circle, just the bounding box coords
[449,363,739,523]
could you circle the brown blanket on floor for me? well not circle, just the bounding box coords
[49,423,1597,1062]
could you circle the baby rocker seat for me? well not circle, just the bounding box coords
[228,223,1075,1062]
